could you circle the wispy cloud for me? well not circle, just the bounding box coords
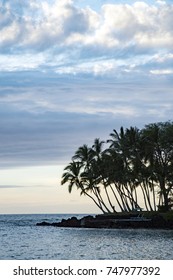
[0,184,54,189]
[150,69,173,75]
[0,185,25,189]
[0,71,173,168]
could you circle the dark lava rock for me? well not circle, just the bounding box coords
[151,215,167,228]
[60,216,81,227]
[36,221,51,226]
[36,221,60,227]
[36,216,81,227]
[36,213,173,229]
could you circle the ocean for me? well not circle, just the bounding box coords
[0,214,173,260]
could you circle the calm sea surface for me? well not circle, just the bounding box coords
[0,214,173,260]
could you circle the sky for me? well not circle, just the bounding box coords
[0,0,173,214]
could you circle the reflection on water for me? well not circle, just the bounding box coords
[0,214,173,260]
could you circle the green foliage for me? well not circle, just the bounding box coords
[61,121,173,213]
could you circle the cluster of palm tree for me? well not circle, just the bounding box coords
[61,121,173,213]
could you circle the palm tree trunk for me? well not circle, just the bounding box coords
[93,188,111,213]
[123,184,141,210]
[103,182,115,212]
[109,183,124,212]
[83,190,105,213]
[152,180,157,211]
[92,188,106,213]
[140,183,149,211]
[145,183,154,211]
[118,185,132,211]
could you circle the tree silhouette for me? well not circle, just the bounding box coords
[61,121,173,213]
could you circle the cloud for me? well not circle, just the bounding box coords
[0,0,94,51]
[0,185,25,189]
[0,71,173,168]
[0,1,173,169]
[1,71,172,117]
[0,184,53,189]
[0,1,173,77]
[150,69,173,75]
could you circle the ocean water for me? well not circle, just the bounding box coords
[0,214,173,260]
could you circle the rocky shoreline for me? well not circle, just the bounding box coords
[36,213,173,229]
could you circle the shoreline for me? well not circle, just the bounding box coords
[36,212,173,229]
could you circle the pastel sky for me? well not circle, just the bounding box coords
[0,0,173,214]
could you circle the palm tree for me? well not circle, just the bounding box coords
[61,121,173,213]
[107,127,141,211]
[141,121,173,211]
[72,144,94,167]
[92,138,118,212]
[61,160,106,213]
[61,161,82,193]
[92,138,104,159]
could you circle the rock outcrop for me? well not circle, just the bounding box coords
[36,213,173,229]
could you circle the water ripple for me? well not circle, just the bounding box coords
[0,214,173,259]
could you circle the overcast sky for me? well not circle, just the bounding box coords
[0,0,173,214]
